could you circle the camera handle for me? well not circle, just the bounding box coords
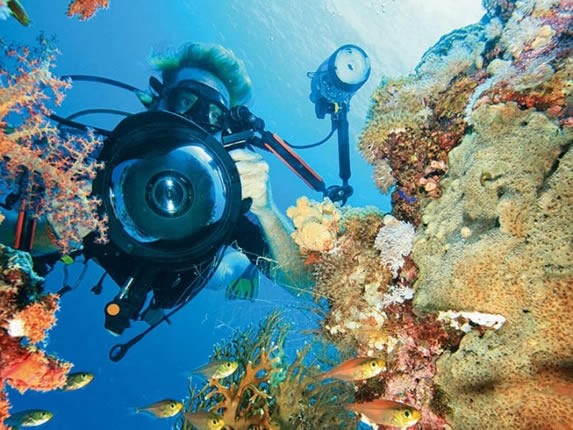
[223,105,354,204]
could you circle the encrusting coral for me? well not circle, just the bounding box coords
[283,1,573,428]
[0,245,72,430]
[355,0,572,428]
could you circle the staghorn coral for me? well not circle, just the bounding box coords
[66,0,109,20]
[180,311,356,430]
[0,40,107,252]
[0,245,72,430]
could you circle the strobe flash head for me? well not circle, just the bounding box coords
[309,44,371,117]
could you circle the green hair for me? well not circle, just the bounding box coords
[149,42,253,106]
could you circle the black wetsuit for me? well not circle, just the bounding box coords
[82,211,270,311]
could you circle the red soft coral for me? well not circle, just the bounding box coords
[0,246,72,428]
[1,341,71,393]
[66,0,109,20]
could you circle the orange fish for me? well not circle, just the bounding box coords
[345,399,421,429]
[317,357,386,381]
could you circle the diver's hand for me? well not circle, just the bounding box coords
[229,148,273,216]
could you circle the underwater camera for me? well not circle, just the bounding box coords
[93,110,242,269]
[33,43,371,360]
[88,110,242,343]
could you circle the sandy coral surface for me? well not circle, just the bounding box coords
[355,0,572,428]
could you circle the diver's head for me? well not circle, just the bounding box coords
[149,43,253,133]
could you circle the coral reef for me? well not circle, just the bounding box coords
[360,0,571,228]
[66,0,109,20]
[357,0,572,428]
[359,20,488,225]
[285,2,572,428]
[415,87,572,428]
[180,311,357,430]
[286,199,461,428]
[413,1,573,427]
[0,245,72,430]
[0,40,107,252]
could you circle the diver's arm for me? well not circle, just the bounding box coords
[229,148,312,294]
[253,204,312,294]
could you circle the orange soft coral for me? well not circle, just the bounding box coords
[0,41,107,253]
[8,294,59,343]
[1,342,71,393]
[66,0,109,20]
[0,391,8,430]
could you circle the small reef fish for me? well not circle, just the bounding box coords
[192,360,239,380]
[135,399,183,418]
[345,399,422,429]
[183,411,225,430]
[62,371,94,390]
[5,0,30,26]
[4,409,53,428]
[318,357,386,381]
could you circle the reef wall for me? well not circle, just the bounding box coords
[358,0,572,428]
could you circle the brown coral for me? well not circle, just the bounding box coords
[351,1,573,428]
[413,76,572,430]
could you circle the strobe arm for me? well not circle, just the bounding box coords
[225,106,353,204]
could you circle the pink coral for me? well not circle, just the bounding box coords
[0,42,107,252]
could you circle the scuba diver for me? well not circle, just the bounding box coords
[84,43,311,339]
[0,41,371,360]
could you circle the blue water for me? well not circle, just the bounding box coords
[1,1,484,429]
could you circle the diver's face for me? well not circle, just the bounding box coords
[165,83,227,133]
[171,88,198,114]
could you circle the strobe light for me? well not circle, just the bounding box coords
[309,44,371,118]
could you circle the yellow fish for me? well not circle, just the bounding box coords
[317,357,386,381]
[135,399,183,418]
[4,409,53,428]
[345,399,421,429]
[192,360,238,380]
[183,411,225,430]
[62,372,94,391]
